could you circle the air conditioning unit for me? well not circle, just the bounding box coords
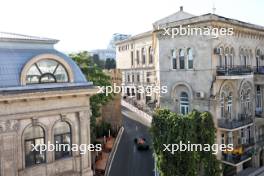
[196,91,205,99]
[214,47,221,55]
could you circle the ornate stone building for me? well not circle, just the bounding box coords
[116,7,264,175]
[0,32,97,176]
[116,32,158,112]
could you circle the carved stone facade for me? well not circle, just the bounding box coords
[116,7,264,175]
[0,32,98,176]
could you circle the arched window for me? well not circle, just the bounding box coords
[24,125,46,167]
[219,47,224,67]
[171,49,177,69]
[141,48,146,65]
[26,59,69,84]
[256,85,262,114]
[187,48,193,69]
[220,93,225,118]
[54,121,72,160]
[149,47,153,64]
[180,92,189,115]
[240,83,252,115]
[220,85,233,119]
[230,48,234,67]
[136,50,140,65]
[256,49,261,68]
[179,49,185,69]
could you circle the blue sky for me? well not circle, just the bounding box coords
[0,0,263,52]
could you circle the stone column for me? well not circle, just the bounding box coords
[0,120,20,176]
[78,111,93,176]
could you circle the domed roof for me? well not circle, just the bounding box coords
[0,48,87,88]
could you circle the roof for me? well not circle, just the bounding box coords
[115,31,152,45]
[0,32,59,44]
[153,7,195,27]
[0,48,88,88]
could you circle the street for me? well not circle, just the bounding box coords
[109,107,154,176]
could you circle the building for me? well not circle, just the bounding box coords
[0,32,98,176]
[101,69,122,132]
[90,33,130,61]
[116,7,264,175]
[116,31,158,113]
[90,49,116,61]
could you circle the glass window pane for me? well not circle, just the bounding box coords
[54,65,68,82]
[37,60,58,73]
[54,122,71,135]
[24,126,44,140]
[40,74,56,83]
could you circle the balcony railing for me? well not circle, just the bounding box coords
[222,149,253,165]
[253,66,264,74]
[237,137,255,148]
[218,114,253,129]
[216,65,252,76]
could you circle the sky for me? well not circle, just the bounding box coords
[0,0,263,52]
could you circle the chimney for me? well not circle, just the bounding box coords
[180,6,183,11]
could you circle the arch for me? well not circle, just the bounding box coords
[171,81,193,100]
[53,120,72,160]
[20,54,74,85]
[23,124,47,167]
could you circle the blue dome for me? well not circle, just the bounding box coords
[0,48,87,88]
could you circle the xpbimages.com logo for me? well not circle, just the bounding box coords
[97,83,168,96]
[161,25,234,38]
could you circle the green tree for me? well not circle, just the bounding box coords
[69,51,113,143]
[151,109,221,176]
[105,58,116,69]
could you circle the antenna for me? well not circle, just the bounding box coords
[212,2,216,14]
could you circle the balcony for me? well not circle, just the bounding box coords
[221,149,253,166]
[253,66,264,74]
[216,65,252,77]
[218,114,253,130]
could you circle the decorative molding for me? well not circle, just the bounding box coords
[0,120,20,133]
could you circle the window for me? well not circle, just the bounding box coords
[24,126,46,167]
[149,47,153,64]
[179,49,185,69]
[137,92,141,100]
[180,92,189,115]
[131,51,134,66]
[127,74,130,82]
[220,93,224,118]
[132,74,135,82]
[141,48,146,65]
[227,94,232,118]
[54,121,72,160]
[26,59,69,84]
[187,48,193,69]
[171,49,177,69]
[136,50,140,65]
[137,74,140,82]
[256,85,262,113]
[146,72,151,83]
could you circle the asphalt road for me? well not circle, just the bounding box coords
[109,108,154,176]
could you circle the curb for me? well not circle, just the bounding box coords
[104,126,124,176]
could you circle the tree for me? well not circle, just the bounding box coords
[69,51,113,143]
[105,58,116,69]
[151,109,221,176]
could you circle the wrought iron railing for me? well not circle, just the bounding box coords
[218,114,253,129]
[216,65,252,76]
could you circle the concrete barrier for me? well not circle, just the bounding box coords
[121,100,152,124]
[104,126,124,176]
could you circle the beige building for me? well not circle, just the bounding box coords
[101,69,122,132]
[116,7,264,175]
[0,32,98,176]
[116,32,157,113]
